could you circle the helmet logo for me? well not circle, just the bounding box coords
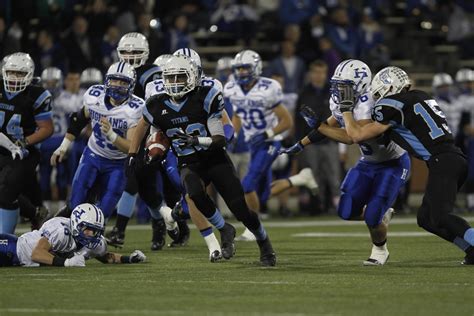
[73,209,85,221]
[379,69,393,84]
[354,68,368,79]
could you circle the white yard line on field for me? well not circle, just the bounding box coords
[293,231,432,238]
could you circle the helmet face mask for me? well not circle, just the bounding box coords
[330,59,371,106]
[232,50,262,86]
[70,203,105,249]
[163,55,198,99]
[105,62,136,103]
[117,32,149,68]
[2,53,35,93]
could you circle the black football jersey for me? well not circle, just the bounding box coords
[0,82,52,155]
[134,63,161,99]
[371,90,462,161]
[143,85,225,165]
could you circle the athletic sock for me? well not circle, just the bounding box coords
[117,192,137,218]
[147,206,163,220]
[0,208,19,234]
[208,210,225,230]
[249,223,267,241]
[115,214,130,233]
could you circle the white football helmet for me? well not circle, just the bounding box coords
[173,48,202,77]
[80,67,103,87]
[2,52,35,93]
[41,67,63,94]
[455,68,474,83]
[117,32,149,68]
[215,56,233,83]
[432,73,453,88]
[232,50,262,85]
[105,61,136,102]
[153,54,173,79]
[330,59,371,106]
[162,55,199,99]
[371,66,411,101]
[70,203,105,249]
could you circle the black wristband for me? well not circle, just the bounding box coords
[52,256,66,267]
[120,256,130,264]
[307,129,327,144]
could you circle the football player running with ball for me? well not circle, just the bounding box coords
[128,55,276,266]
[341,66,474,265]
[0,203,145,267]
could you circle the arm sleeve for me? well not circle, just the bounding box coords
[67,107,90,137]
[205,88,225,116]
[207,116,225,136]
[33,90,53,121]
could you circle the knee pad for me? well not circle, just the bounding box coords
[364,197,388,228]
[337,192,360,220]
[241,173,258,193]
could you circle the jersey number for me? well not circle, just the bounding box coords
[0,111,24,138]
[236,108,266,130]
[414,100,446,140]
[93,124,124,150]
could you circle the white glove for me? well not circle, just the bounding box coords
[51,138,72,166]
[129,250,146,263]
[0,132,28,160]
[64,254,86,267]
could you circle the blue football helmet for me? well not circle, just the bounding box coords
[104,61,136,102]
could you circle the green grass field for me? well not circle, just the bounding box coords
[1,216,474,316]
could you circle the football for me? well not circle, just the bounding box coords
[145,130,170,162]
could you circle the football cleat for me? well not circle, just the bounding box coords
[105,226,125,248]
[382,208,395,226]
[257,237,276,267]
[151,218,166,251]
[363,245,389,266]
[219,223,236,259]
[209,250,223,263]
[298,168,319,195]
[235,227,256,242]
[462,246,474,265]
[168,220,190,247]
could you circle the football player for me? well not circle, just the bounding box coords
[0,53,54,234]
[145,50,236,261]
[50,61,144,221]
[340,66,474,265]
[225,50,293,240]
[129,55,276,266]
[0,203,146,267]
[282,60,409,265]
[107,33,170,251]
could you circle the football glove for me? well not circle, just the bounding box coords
[125,153,137,177]
[0,133,29,160]
[129,250,146,263]
[250,132,268,147]
[175,131,199,148]
[299,105,322,130]
[279,141,304,156]
[64,254,86,267]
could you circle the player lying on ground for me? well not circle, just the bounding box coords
[0,203,146,267]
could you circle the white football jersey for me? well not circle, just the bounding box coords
[330,93,405,162]
[145,76,223,100]
[84,85,145,160]
[224,77,283,142]
[456,93,474,126]
[52,89,86,137]
[16,217,107,267]
[437,97,464,137]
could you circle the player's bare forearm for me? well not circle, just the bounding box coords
[271,104,293,135]
[129,118,149,154]
[232,114,242,134]
[31,238,55,265]
[111,126,135,153]
[95,252,122,264]
[342,112,390,142]
[318,123,353,144]
[26,119,54,145]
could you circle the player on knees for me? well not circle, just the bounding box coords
[0,203,145,267]
[282,60,409,265]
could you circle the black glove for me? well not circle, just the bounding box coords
[299,105,322,130]
[175,131,199,148]
[339,101,355,113]
[125,153,137,177]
